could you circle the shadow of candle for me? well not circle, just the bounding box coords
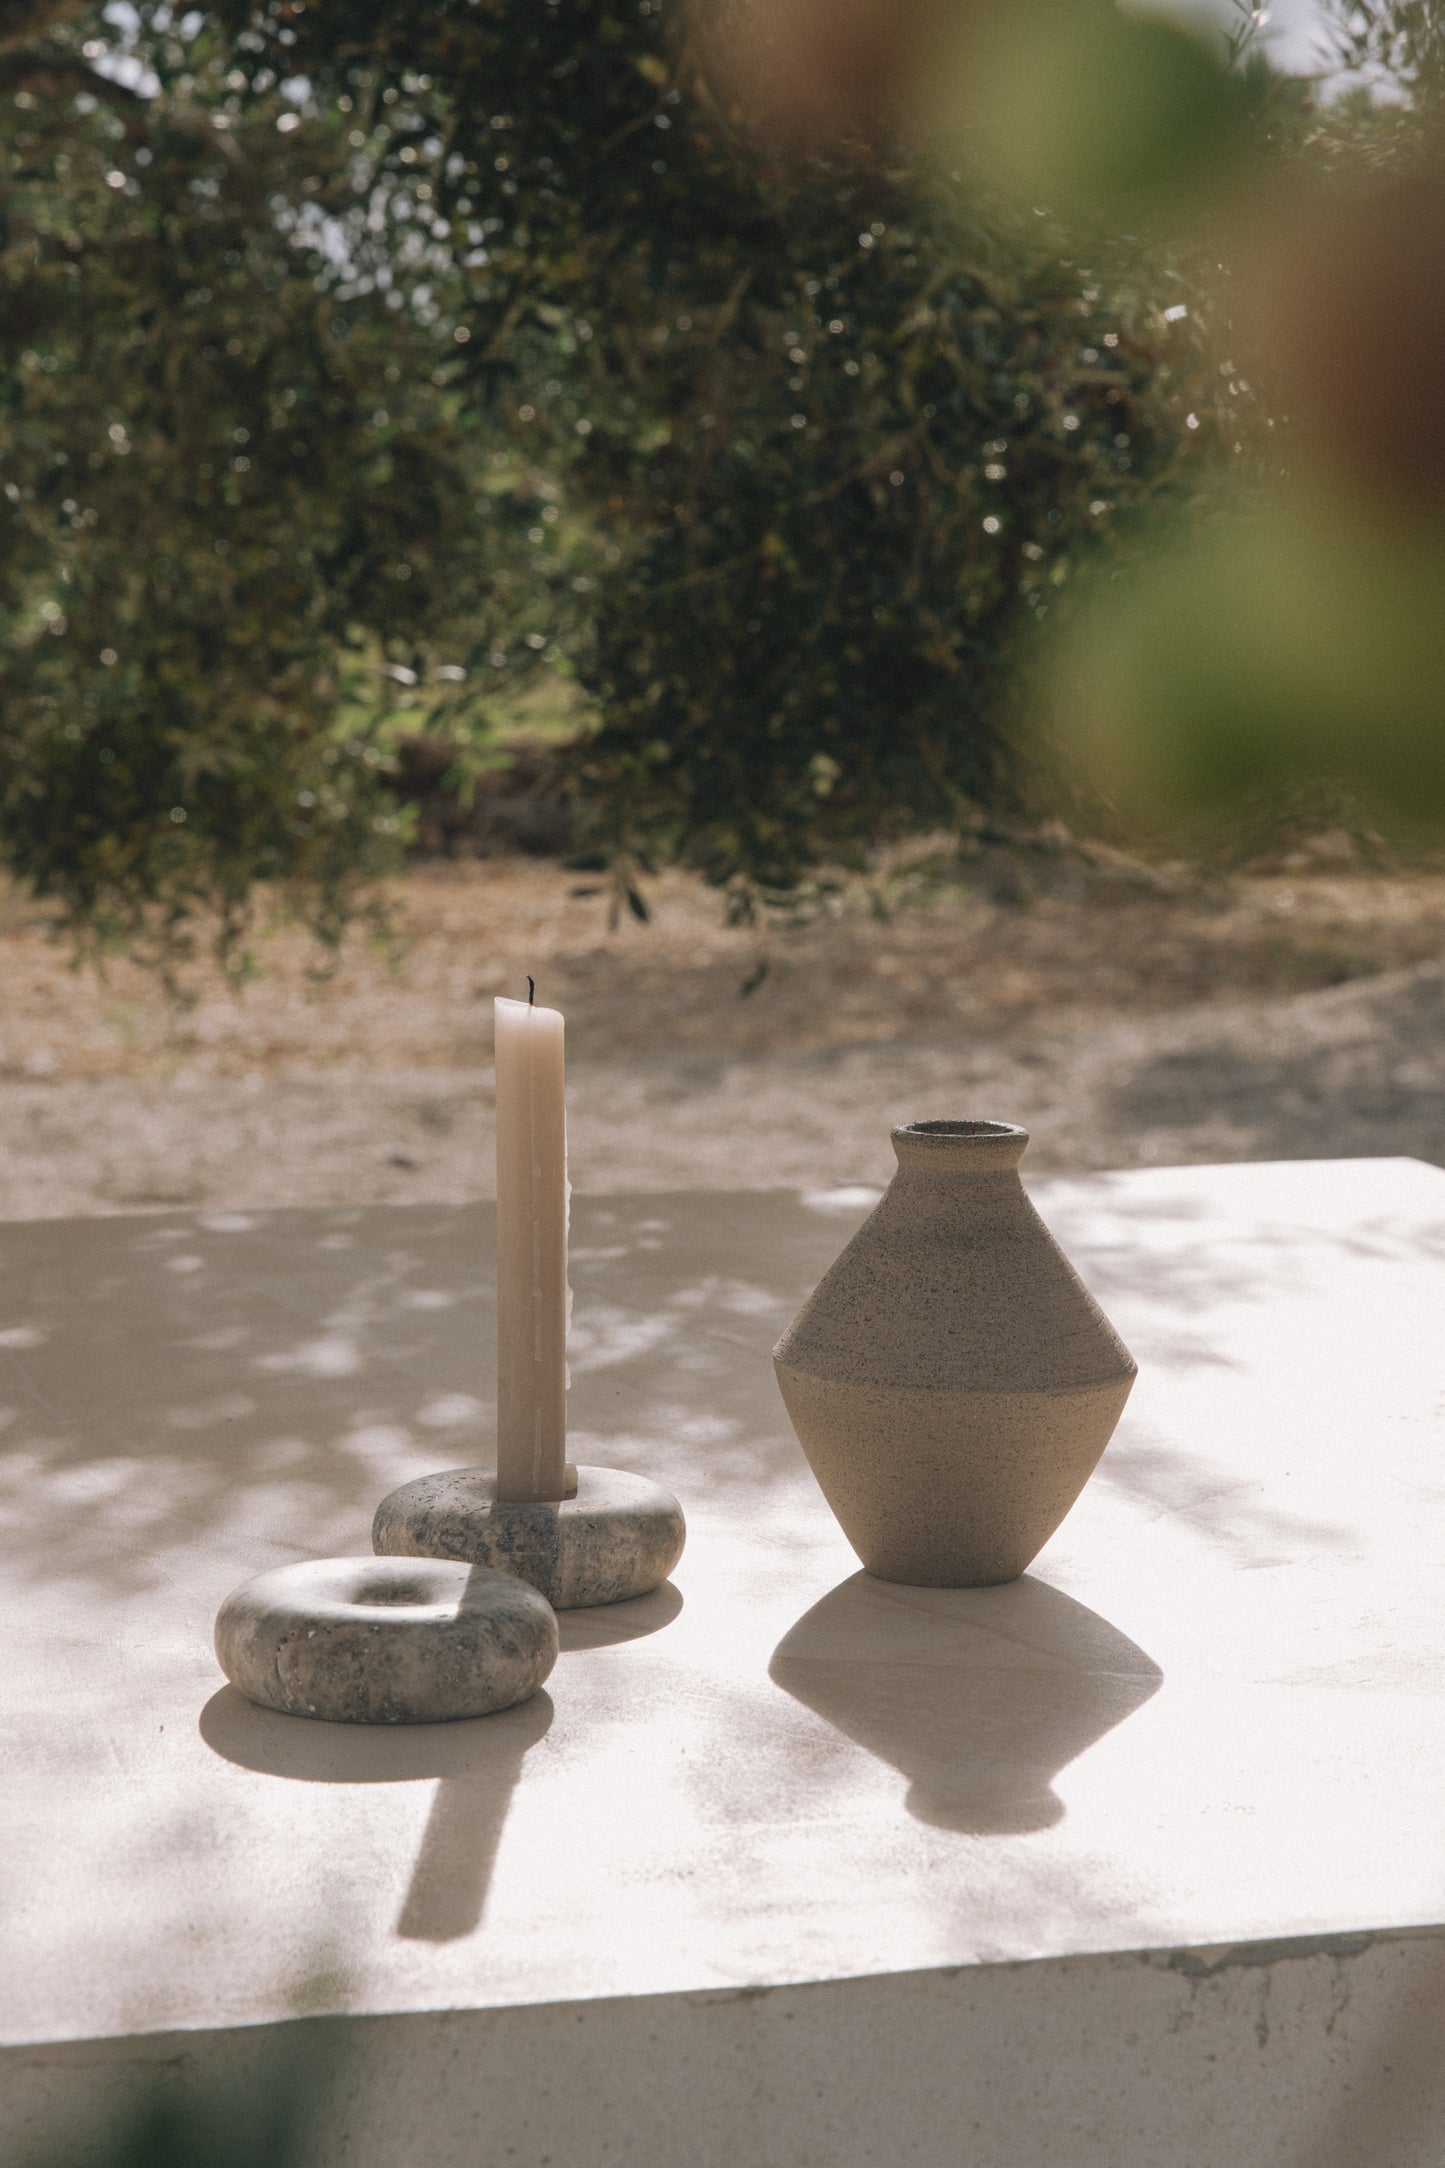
[199,1683,555,1945]
[394,1690,556,1943]
[397,1581,682,1938]
[770,1571,1162,1834]
[199,1577,684,1946]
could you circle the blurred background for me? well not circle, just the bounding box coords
[1,0,1442,1214]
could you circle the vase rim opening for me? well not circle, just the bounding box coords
[890,1120,1029,1167]
[896,1120,1027,1142]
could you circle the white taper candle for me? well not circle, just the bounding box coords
[494,991,569,1502]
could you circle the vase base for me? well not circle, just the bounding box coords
[860,1561,1029,1590]
[775,1366,1135,1589]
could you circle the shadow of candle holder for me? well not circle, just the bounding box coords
[770,1572,1162,1835]
[199,1685,554,1944]
[557,1579,683,1652]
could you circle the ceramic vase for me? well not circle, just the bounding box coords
[773,1121,1136,1586]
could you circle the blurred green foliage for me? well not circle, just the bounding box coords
[1062,483,1445,826]
[28,2054,318,2168]
[1011,1,1445,838]
[0,0,1264,946]
[930,0,1264,227]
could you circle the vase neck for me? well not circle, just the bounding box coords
[890,1121,1028,1175]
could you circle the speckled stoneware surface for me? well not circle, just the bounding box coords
[372,1463,685,1609]
[773,1120,1137,1586]
[213,1556,557,1723]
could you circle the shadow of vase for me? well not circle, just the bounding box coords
[199,1684,554,1943]
[770,1572,1162,1834]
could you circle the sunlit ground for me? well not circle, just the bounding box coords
[0,847,1440,1214]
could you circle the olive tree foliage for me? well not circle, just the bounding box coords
[214,0,1240,904]
[0,0,576,956]
[2,0,1237,949]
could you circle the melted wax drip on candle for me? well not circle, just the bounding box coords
[525,974,568,1387]
[564,1152,573,1394]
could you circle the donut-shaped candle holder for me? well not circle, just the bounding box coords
[214,1555,557,1723]
[373,1463,685,1610]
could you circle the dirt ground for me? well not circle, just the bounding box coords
[0,849,1442,1216]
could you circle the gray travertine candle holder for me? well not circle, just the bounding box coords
[214,1556,557,1724]
[373,1463,686,1610]
[773,1119,1137,1588]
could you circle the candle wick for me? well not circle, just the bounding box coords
[527,976,535,1006]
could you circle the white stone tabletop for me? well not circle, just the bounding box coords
[1,1158,1444,2064]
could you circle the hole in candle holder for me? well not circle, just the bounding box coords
[352,1576,443,1608]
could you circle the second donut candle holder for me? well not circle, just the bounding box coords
[373,1464,686,1610]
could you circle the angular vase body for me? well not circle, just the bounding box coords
[773,1121,1136,1587]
